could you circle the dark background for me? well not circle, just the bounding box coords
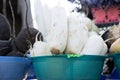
[0,0,22,36]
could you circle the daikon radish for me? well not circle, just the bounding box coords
[88,31,108,55]
[100,42,108,55]
[30,0,53,38]
[79,14,99,33]
[88,31,108,56]
[65,12,88,54]
[88,31,98,37]
[80,23,89,46]
[81,34,104,55]
[30,0,45,36]
[45,6,68,54]
[91,23,99,33]
[30,32,51,57]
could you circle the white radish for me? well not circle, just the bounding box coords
[100,42,108,55]
[88,31,108,55]
[30,0,46,36]
[80,23,89,46]
[88,31,98,37]
[65,12,89,54]
[81,34,105,55]
[45,6,68,54]
[30,0,53,38]
[30,32,51,57]
[79,14,99,33]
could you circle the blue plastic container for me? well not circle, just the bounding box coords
[0,56,31,80]
[31,55,105,80]
[26,64,37,80]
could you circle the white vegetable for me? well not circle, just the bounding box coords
[30,32,51,57]
[45,6,68,54]
[88,31,98,37]
[80,23,89,46]
[81,34,104,55]
[65,12,89,54]
[79,14,99,33]
[30,0,46,36]
[100,42,108,55]
[30,0,52,38]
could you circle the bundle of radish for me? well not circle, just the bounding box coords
[45,6,68,54]
[30,32,51,57]
[65,12,89,54]
[30,0,108,56]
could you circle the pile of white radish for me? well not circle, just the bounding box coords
[29,0,108,57]
[65,12,108,55]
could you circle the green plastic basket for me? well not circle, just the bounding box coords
[31,55,105,80]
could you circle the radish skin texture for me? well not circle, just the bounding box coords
[81,35,104,55]
[80,23,89,46]
[45,6,68,54]
[79,15,99,33]
[30,0,53,38]
[88,31,98,37]
[30,0,46,36]
[100,42,108,55]
[65,12,88,54]
[32,41,51,57]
